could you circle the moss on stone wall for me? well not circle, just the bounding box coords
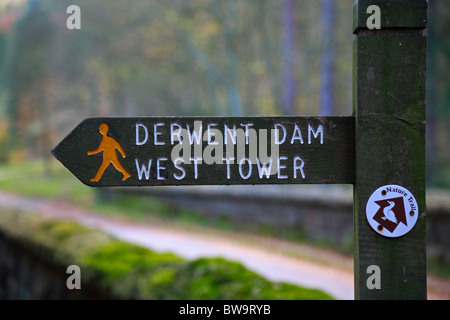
[0,208,333,300]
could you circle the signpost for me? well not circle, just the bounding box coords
[353,0,427,300]
[52,117,354,187]
[52,0,428,300]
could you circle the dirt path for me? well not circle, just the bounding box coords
[0,191,448,300]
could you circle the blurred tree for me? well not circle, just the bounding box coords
[0,8,18,162]
[7,0,448,189]
[281,0,295,115]
[427,0,450,188]
[216,0,243,116]
[319,0,335,116]
[3,0,53,164]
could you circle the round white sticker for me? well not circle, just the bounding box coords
[366,185,419,238]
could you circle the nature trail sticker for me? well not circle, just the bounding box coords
[366,185,419,238]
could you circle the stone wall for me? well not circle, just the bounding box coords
[0,232,102,299]
[0,208,331,300]
[106,185,450,263]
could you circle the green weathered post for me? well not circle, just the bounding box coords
[353,0,428,299]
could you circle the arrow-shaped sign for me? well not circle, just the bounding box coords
[51,117,355,187]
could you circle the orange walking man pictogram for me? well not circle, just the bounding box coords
[87,123,131,182]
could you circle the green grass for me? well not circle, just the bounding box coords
[0,158,93,203]
[0,159,238,234]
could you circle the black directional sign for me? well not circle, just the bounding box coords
[52,117,354,187]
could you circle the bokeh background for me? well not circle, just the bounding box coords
[0,0,449,300]
[0,0,448,187]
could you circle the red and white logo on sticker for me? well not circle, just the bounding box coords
[366,185,419,238]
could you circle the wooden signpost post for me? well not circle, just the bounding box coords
[353,0,427,299]
[52,0,428,300]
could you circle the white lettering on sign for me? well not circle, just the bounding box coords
[293,156,306,179]
[291,124,304,144]
[223,157,235,180]
[136,123,148,146]
[173,158,186,180]
[154,123,165,146]
[171,123,182,145]
[186,122,203,145]
[256,158,272,179]
[240,123,254,145]
[157,157,168,180]
[133,121,327,182]
[224,124,237,145]
[135,159,152,180]
[239,158,252,180]
[308,124,323,145]
[274,123,286,145]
